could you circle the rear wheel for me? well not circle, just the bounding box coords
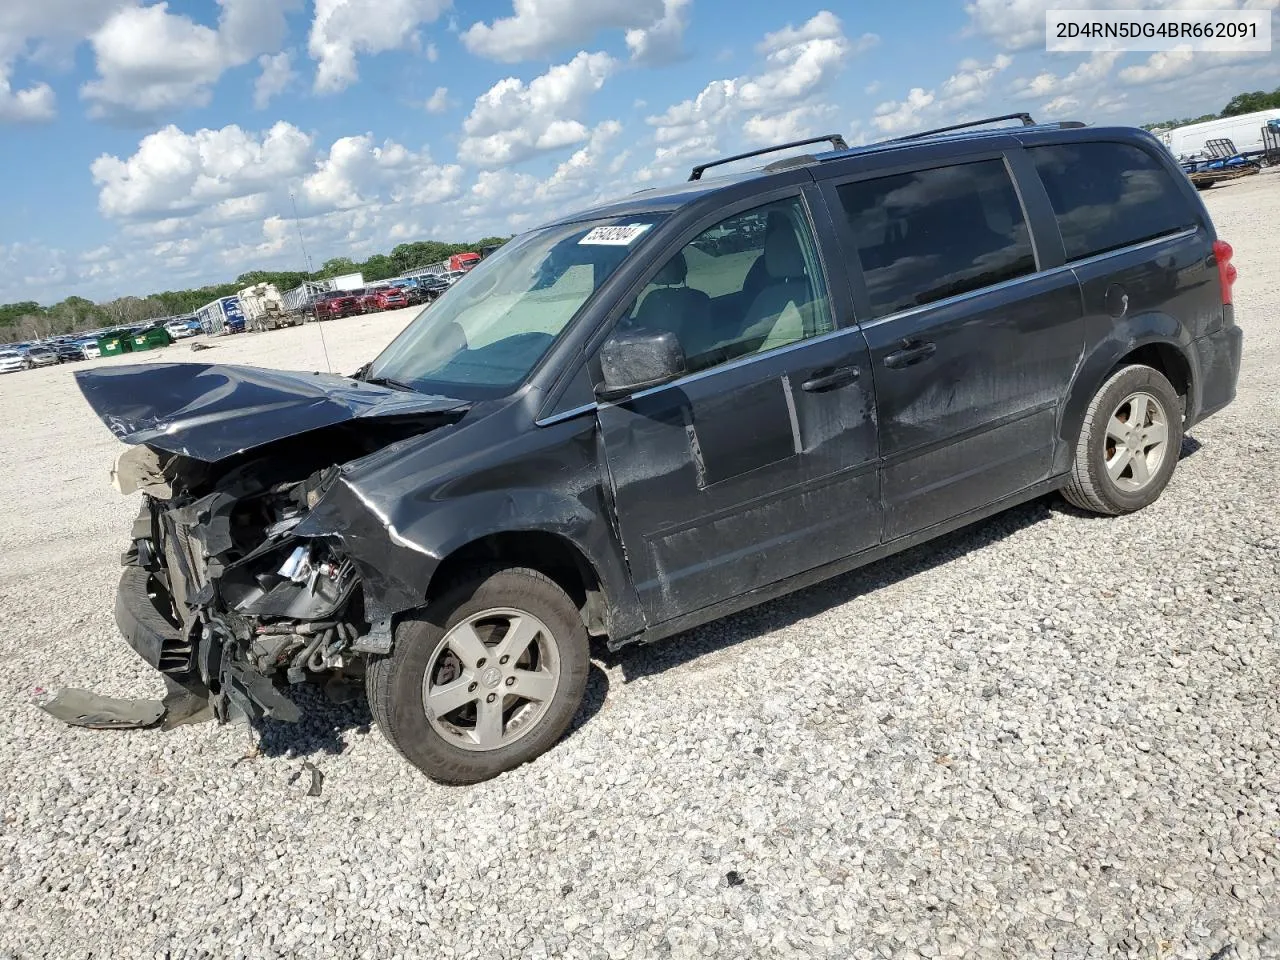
[366,567,590,784]
[1063,364,1183,515]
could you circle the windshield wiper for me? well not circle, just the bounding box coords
[362,375,419,393]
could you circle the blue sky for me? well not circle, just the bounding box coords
[1,0,1277,304]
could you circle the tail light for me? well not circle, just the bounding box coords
[1213,239,1236,305]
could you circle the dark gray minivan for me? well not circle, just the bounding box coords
[79,114,1242,783]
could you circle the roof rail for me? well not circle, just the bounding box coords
[688,134,849,181]
[886,112,1037,143]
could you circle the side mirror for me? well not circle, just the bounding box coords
[596,328,687,401]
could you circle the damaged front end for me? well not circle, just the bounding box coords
[117,451,364,722]
[80,362,469,724]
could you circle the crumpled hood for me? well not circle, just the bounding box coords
[75,362,469,462]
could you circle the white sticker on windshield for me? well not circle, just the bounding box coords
[578,223,652,246]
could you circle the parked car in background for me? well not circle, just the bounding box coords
[81,339,102,359]
[360,286,410,313]
[0,349,24,374]
[53,340,86,362]
[395,282,429,306]
[166,317,199,339]
[314,290,363,320]
[418,275,450,299]
[23,345,60,369]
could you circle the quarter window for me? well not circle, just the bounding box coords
[1030,142,1195,261]
[623,196,833,374]
[835,159,1036,320]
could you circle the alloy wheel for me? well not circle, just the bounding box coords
[1103,391,1170,492]
[421,607,561,752]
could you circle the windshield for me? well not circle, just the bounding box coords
[367,215,664,397]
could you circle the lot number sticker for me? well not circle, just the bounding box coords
[579,224,652,246]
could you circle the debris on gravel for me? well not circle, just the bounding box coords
[1,173,1278,959]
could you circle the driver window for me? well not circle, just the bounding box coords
[624,196,833,374]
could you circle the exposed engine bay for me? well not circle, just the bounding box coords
[80,362,472,725]
[119,447,354,721]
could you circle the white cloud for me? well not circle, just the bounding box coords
[254,51,295,108]
[462,0,673,63]
[81,0,300,121]
[871,88,935,135]
[458,51,615,167]
[534,120,623,201]
[91,121,314,220]
[424,85,451,113]
[1118,48,1200,86]
[625,0,690,64]
[871,53,1013,133]
[0,0,122,122]
[309,0,449,93]
[963,0,1058,51]
[643,11,865,173]
[1043,95,1080,114]
[302,134,464,212]
[218,0,296,56]
[1011,51,1121,100]
[81,4,221,119]
[0,241,73,299]
[739,12,874,110]
[0,75,56,122]
[743,103,837,145]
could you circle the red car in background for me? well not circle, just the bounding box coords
[359,286,409,313]
[313,290,363,320]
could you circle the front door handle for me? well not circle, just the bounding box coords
[801,365,860,392]
[884,339,936,369]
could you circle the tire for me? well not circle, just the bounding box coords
[1062,364,1184,515]
[366,566,590,784]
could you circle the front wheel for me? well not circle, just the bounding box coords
[366,567,590,784]
[1062,364,1184,515]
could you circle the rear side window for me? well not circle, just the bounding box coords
[835,159,1036,319]
[1029,142,1195,261]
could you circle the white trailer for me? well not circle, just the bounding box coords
[195,296,245,335]
[327,272,365,291]
[396,260,452,281]
[282,281,329,318]
[1157,109,1280,161]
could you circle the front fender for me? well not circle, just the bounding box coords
[296,463,642,638]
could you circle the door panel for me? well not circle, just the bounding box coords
[862,273,1083,537]
[595,192,884,625]
[598,331,878,623]
[823,155,1085,541]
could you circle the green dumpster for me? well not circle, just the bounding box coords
[132,326,173,351]
[97,331,134,356]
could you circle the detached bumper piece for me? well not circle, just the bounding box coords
[115,565,301,724]
[115,566,194,675]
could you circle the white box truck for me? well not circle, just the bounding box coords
[1157,109,1280,161]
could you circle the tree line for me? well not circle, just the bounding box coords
[1142,86,1280,133]
[0,236,508,344]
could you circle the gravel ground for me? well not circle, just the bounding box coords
[2,173,1278,960]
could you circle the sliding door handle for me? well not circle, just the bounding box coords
[801,365,860,392]
[884,340,936,369]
